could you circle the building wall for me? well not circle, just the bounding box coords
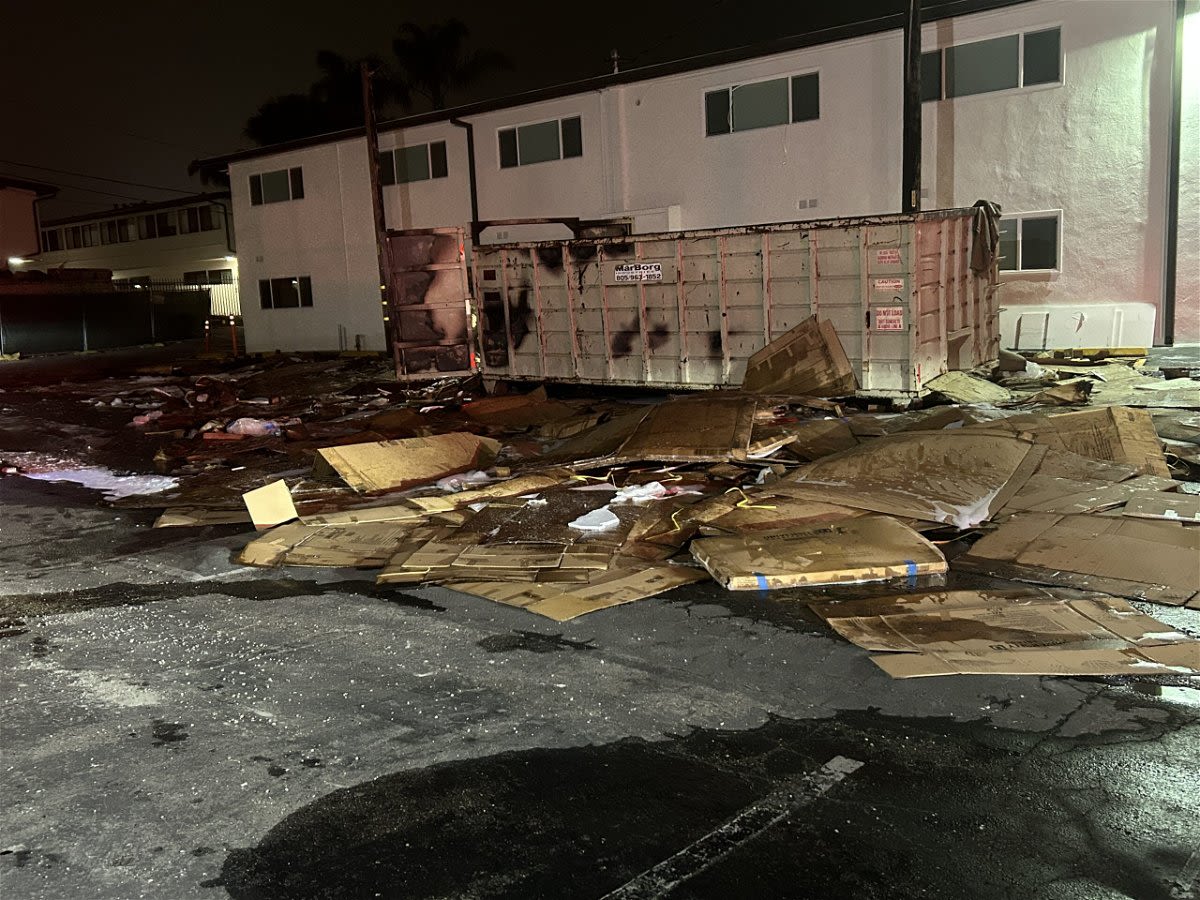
[0,188,40,262]
[231,141,386,353]
[36,206,235,283]
[227,0,1195,352]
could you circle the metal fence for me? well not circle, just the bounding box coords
[128,280,241,316]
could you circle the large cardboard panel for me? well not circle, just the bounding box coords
[691,515,947,590]
[313,433,501,492]
[970,407,1170,478]
[615,395,756,463]
[956,512,1200,606]
[741,316,858,397]
[785,431,1044,527]
[873,643,1200,678]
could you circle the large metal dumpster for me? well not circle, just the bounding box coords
[471,207,999,397]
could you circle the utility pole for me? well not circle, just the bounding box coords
[901,0,922,214]
[361,62,395,366]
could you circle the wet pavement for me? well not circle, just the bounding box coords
[1,349,1199,900]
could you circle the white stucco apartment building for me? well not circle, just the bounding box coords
[205,0,1198,355]
[31,194,241,315]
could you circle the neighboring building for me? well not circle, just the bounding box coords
[202,0,1198,354]
[0,177,58,265]
[33,194,240,315]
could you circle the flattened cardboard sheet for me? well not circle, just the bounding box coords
[313,433,501,492]
[405,470,571,513]
[446,563,707,621]
[785,431,1044,528]
[956,512,1200,606]
[811,589,1184,654]
[615,396,756,463]
[924,371,1012,405]
[154,507,252,528]
[1122,492,1200,522]
[741,316,858,397]
[1001,474,1178,515]
[239,521,415,568]
[970,407,1170,478]
[872,643,1200,678]
[691,515,947,591]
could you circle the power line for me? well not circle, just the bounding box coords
[0,158,194,195]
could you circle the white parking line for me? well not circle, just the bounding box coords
[601,755,864,900]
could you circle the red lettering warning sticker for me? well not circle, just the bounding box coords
[874,307,905,331]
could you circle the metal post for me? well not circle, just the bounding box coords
[229,316,238,356]
[1160,0,1185,346]
[901,0,922,214]
[361,62,395,366]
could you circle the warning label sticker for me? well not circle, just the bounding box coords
[874,307,905,331]
[873,277,905,293]
[875,248,902,266]
[613,263,663,283]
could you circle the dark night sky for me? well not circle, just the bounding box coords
[3,0,998,220]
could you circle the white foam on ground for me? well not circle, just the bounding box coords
[23,466,178,500]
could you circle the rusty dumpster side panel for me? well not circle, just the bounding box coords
[471,208,998,396]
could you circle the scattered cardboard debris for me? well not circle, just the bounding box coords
[313,433,501,493]
[956,512,1200,606]
[872,642,1200,678]
[239,520,420,568]
[925,371,1013,405]
[691,515,947,591]
[741,316,858,397]
[242,480,299,530]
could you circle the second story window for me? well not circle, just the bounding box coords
[379,141,448,185]
[498,116,582,168]
[922,27,1062,101]
[249,167,304,206]
[705,73,820,136]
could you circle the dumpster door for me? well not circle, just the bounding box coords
[385,227,474,380]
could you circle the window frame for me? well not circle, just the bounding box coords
[497,116,584,169]
[258,275,314,310]
[249,167,305,205]
[998,209,1063,274]
[703,70,821,137]
[379,140,450,186]
[921,25,1064,103]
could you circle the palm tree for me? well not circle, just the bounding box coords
[243,50,402,147]
[391,19,512,110]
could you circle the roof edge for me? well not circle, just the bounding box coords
[197,0,1032,170]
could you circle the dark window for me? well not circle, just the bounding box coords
[498,128,518,168]
[259,275,313,309]
[732,77,789,131]
[261,170,291,203]
[379,151,396,186]
[517,120,560,165]
[210,268,233,284]
[139,215,157,240]
[249,174,263,206]
[1023,28,1061,86]
[395,145,431,182]
[430,140,449,178]
[198,206,215,231]
[790,73,819,122]
[184,270,206,285]
[84,224,99,247]
[65,227,78,249]
[289,167,304,199]
[182,208,199,233]
[1021,216,1059,270]
[920,51,942,102]
[560,117,583,158]
[705,89,730,136]
[101,221,118,244]
[946,34,1020,98]
[155,212,177,237]
[999,214,1059,271]
[41,229,61,252]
